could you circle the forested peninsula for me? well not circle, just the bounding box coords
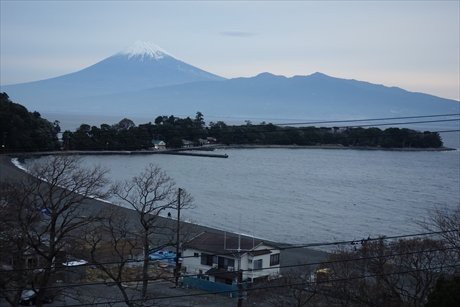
[0,92,444,153]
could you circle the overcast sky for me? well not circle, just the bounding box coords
[1,0,459,100]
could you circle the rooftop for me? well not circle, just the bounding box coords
[184,231,279,255]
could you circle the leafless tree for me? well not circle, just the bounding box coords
[80,211,142,307]
[0,155,108,306]
[426,205,460,255]
[323,237,452,307]
[0,181,41,306]
[111,163,193,301]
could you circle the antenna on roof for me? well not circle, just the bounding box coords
[238,213,242,253]
[223,214,254,307]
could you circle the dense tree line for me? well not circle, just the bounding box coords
[0,92,443,152]
[62,113,207,150]
[209,122,443,148]
[0,93,59,152]
[62,113,443,150]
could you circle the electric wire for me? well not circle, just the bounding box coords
[2,112,459,300]
[335,118,459,128]
[272,113,460,126]
[4,115,459,152]
[2,245,456,292]
[1,229,457,274]
[56,263,460,307]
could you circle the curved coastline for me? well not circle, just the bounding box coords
[213,144,456,151]
[5,144,455,162]
[0,154,328,266]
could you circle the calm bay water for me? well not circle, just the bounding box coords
[25,148,460,246]
[74,149,460,245]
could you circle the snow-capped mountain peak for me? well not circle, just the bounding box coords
[120,41,170,60]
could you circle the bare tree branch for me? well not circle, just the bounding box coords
[1,156,109,307]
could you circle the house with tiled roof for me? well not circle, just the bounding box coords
[181,232,281,285]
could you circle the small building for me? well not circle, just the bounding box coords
[182,232,281,286]
[181,139,194,148]
[198,138,209,146]
[152,140,166,150]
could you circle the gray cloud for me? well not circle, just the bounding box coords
[219,31,257,37]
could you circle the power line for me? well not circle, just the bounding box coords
[2,245,455,293]
[211,119,459,134]
[62,114,460,136]
[432,129,460,133]
[284,229,459,250]
[6,115,458,152]
[56,263,460,307]
[2,229,457,274]
[181,229,459,260]
[210,118,459,134]
[177,245,457,280]
[161,113,460,126]
[339,118,459,128]
[273,113,460,126]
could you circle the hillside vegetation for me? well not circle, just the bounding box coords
[0,92,59,152]
[62,112,443,150]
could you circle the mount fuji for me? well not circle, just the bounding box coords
[1,41,458,122]
[1,41,224,111]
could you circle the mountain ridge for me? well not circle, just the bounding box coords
[1,42,458,121]
[2,42,224,95]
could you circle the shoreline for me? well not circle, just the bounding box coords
[4,144,456,160]
[212,144,457,152]
[0,155,329,268]
[10,149,229,158]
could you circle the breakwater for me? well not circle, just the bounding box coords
[11,149,229,159]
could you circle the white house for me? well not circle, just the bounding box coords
[151,140,166,150]
[182,232,281,285]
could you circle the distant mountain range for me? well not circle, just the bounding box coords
[1,41,458,122]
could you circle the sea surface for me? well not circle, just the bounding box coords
[24,148,460,247]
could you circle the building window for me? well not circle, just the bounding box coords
[200,253,214,266]
[270,253,280,266]
[253,259,263,270]
[217,256,235,269]
[194,252,199,258]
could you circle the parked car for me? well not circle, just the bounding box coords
[149,250,176,262]
[20,289,54,305]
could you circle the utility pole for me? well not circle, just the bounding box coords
[224,232,249,307]
[236,234,243,307]
[174,188,182,287]
[237,253,243,307]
